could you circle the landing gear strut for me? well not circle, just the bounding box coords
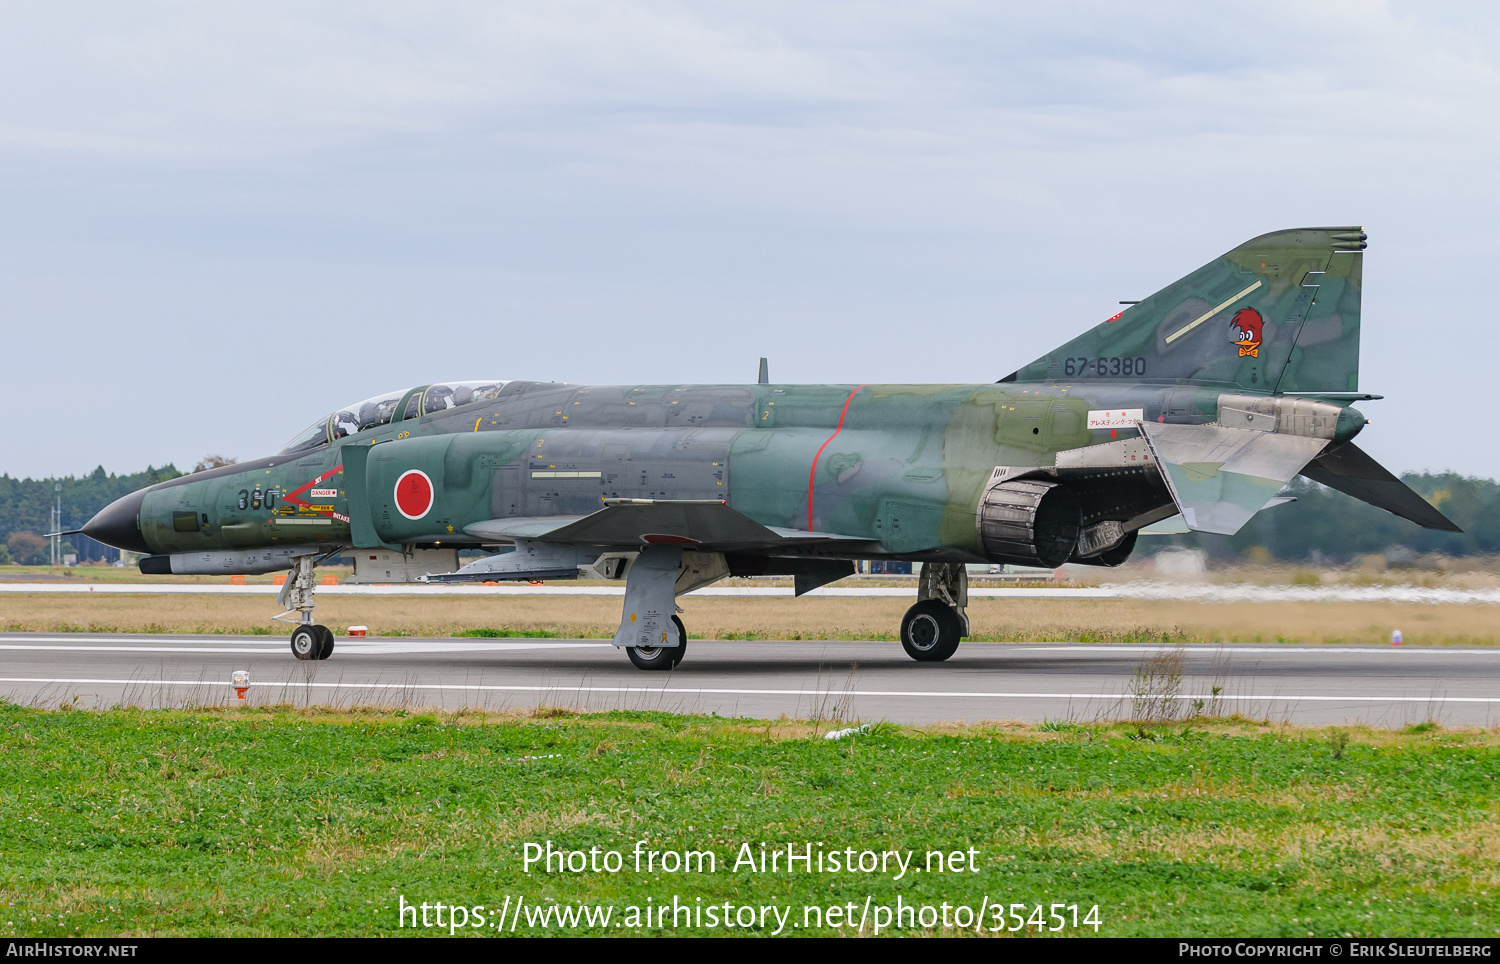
[278,554,334,660]
[900,562,968,662]
[612,546,689,671]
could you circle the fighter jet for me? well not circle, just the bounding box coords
[81,227,1456,668]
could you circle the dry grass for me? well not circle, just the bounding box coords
[1,591,1497,645]
[1088,558,1500,588]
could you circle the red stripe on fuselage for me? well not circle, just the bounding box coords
[807,386,867,531]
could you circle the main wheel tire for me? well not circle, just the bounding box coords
[900,600,962,662]
[670,615,686,667]
[626,615,688,671]
[290,625,321,660]
[314,625,335,660]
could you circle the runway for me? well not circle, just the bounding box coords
[2,632,1497,726]
[6,580,1500,604]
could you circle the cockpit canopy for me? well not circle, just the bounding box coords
[277,380,511,455]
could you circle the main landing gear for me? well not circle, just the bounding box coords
[900,562,969,662]
[278,554,334,660]
[627,615,687,670]
[612,546,692,671]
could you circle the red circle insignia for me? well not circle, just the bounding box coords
[394,470,434,520]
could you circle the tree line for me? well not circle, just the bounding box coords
[1158,472,1500,563]
[0,465,181,564]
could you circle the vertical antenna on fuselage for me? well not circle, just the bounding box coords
[758,357,769,384]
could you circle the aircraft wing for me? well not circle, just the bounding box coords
[1299,441,1461,532]
[465,499,873,552]
[1138,422,1329,535]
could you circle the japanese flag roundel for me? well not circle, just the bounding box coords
[394,470,434,520]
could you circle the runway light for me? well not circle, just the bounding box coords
[232,670,250,701]
[347,626,367,637]
[1391,629,1403,646]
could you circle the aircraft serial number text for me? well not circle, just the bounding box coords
[1063,357,1147,377]
[237,489,279,511]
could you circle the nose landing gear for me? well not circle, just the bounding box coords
[290,623,335,660]
[278,553,335,660]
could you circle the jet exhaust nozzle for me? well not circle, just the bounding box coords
[976,478,1081,568]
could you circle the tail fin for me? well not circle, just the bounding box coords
[1002,227,1366,393]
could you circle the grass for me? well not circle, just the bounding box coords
[0,703,1496,938]
[1,593,1497,646]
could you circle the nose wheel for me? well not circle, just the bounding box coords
[627,615,687,670]
[278,554,338,660]
[290,624,335,660]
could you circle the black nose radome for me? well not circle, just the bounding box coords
[83,489,151,554]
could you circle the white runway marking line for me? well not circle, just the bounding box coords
[1,677,1497,704]
[0,646,299,655]
[0,583,1110,599]
[0,642,613,654]
[0,637,286,645]
[1015,644,1500,656]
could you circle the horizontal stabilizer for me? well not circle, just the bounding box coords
[1299,442,1461,532]
[1140,423,1328,535]
[467,500,871,552]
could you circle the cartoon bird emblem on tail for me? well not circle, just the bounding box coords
[1229,307,1264,358]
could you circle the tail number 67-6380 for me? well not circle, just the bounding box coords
[1063,357,1146,377]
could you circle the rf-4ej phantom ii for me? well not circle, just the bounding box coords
[81,227,1456,669]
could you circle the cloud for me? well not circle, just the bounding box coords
[0,1,1497,476]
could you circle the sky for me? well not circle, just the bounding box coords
[1,1,1497,479]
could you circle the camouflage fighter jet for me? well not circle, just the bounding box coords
[81,227,1456,668]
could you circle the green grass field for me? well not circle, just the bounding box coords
[1,703,1496,938]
